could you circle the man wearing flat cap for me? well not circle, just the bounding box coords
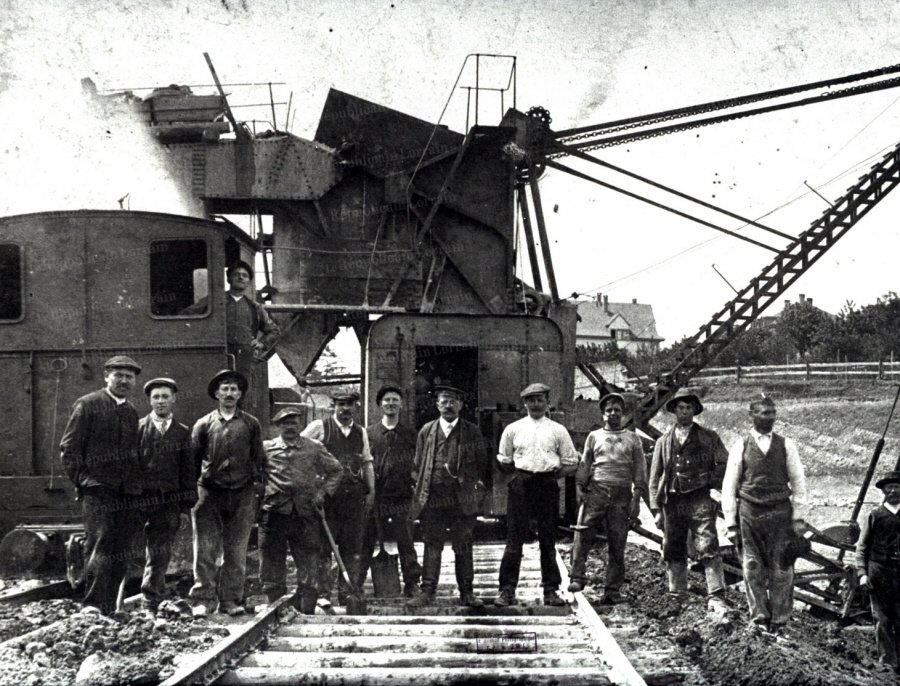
[260,407,343,613]
[408,385,491,607]
[302,390,375,605]
[189,369,265,616]
[60,355,144,614]
[855,470,900,673]
[722,396,807,633]
[135,378,197,612]
[495,383,578,607]
[649,390,729,610]
[568,392,647,604]
[357,385,422,597]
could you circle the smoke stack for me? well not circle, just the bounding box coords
[807,298,813,305]
[603,294,610,313]
[784,299,790,308]
[799,294,806,303]
[632,298,637,304]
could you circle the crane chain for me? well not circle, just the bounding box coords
[549,72,900,156]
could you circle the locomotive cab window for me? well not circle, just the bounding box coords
[150,239,209,317]
[0,244,23,322]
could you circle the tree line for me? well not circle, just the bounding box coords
[578,292,900,381]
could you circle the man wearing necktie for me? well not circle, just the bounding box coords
[408,385,490,608]
[136,378,197,612]
[722,396,808,634]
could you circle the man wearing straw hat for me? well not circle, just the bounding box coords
[649,390,729,611]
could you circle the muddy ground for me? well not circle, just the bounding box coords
[564,538,897,686]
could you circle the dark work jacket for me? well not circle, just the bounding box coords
[409,418,489,521]
[59,389,141,495]
[137,415,198,508]
[191,409,264,489]
[649,423,728,510]
[855,504,900,575]
[323,416,366,494]
[739,434,791,505]
[367,421,417,500]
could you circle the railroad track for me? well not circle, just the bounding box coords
[162,543,693,686]
[0,579,73,606]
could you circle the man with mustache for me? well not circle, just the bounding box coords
[855,470,900,674]
[408,386,490,608]
[189,370,265,617]
[60,355,144,615]
[301,391,375,606]
[722,396,808,634]
[260,406,343,613]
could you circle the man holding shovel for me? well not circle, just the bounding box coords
[358,386,422,598]
[260,406,342,613]
[495,383,579,607]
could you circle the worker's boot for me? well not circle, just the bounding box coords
[666,560,689,599]
[704,557,726,596]
[456,554,483,608]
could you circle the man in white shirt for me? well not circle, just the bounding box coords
[495,383,579,607]
[721,396,808,633]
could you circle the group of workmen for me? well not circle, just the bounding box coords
[59,353,900,672]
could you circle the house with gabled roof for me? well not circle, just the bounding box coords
[576,294,664,354]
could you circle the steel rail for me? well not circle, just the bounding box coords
[159,595,294,686]
[0,580,72,606]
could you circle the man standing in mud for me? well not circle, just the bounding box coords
[136,377,197,613]
[649,391,729,611]
[59,355,144,615]
[722,396,808,633]
[568,393,647,605]
[855,469,900,674]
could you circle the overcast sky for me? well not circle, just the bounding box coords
[3,0,900,350]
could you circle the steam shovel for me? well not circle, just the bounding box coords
[371,513,401,598]
[316,506,367,616]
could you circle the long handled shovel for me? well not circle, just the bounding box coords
[316,506,367,615]
[370,510,401,598]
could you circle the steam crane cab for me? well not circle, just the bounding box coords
[0,209,269,577]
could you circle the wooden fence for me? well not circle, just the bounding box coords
[692,361,900,383]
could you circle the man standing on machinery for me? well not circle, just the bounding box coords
[495,382,578,607]
[408,385,490,608]
[722,396,808,634]
[302,391,375,607]
[649,390,729,612]
[59,355,144,615]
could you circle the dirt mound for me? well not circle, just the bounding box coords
[0,605,223,686]
[564,542,894,685]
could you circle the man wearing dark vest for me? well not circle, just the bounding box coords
[855,470,900,674]
[357,385,422,597]
[408,386,490,608]
[649,391,729,611]
[301,391,375,605]
[59,355,143,615]
[135,378,197,612]
[722,396,807,633]
[190,370,265,617]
